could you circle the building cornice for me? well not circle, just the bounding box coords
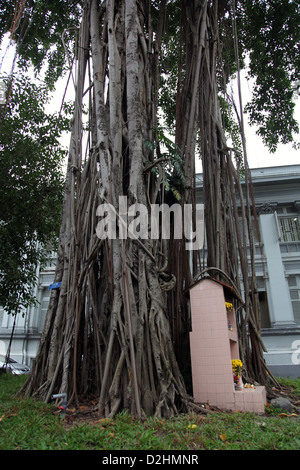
[196,164,300,188]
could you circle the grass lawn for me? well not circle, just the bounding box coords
[0,373,299,451]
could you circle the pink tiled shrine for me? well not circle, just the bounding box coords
[189,278,266,413]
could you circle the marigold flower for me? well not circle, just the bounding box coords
[225,302,233,310]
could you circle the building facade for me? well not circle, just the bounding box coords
[196,164,300,378]
[1,164,300,378]
[0,252,56,368]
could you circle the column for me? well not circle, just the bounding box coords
[258,204,296,328]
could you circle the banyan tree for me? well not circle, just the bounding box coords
[15,0,299,417]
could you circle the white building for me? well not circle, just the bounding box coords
[0,253,56,367]
[196,164,300,378]
[249,165,300,378]
[1,164,300,378]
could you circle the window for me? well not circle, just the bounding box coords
[250,286,271,329]
[258,291,271,328]
[279,216,300,242]
[288,276,300,326]
[36,288,51,332]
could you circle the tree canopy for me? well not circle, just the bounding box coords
[237,0,300,151]
[0,0,83,87]
[1,1,299,151]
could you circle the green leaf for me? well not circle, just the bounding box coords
[0,74,68,313]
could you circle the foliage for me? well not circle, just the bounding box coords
[0,375,300,450]
[158,0,300,154]
[157,1,182,132]
[237,0,300,152]
[1,1,299,152]
[0,0,83,88]
[0,74,69,314]
[145,126,186,201]
[218,94,243,162]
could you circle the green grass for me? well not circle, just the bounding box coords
[0,374,299,450]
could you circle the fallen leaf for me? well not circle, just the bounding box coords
[187,424,197,430]
[0,414,5,422]
[66,407,76,414]
[219,433,227,441]
[96,418,112,426]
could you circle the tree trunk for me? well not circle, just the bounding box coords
[21,0,195,418]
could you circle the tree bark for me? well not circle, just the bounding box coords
[20,0,276,417]
[21,0,195,418]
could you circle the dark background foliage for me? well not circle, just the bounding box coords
[0,75,69,313]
